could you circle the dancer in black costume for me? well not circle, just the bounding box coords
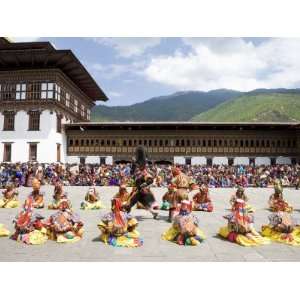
[126,146,159,219]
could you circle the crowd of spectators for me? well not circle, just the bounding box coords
[1,162,300,189]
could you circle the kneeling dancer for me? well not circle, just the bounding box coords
[45,198,84,243]
[98,197,143,247]
[162,200,206,246]
[0,183,19,208]
[11,197,48,245]
[192,184,213,212]
[81,185,103,210]
[29,178,45,209]
[219,198,269,246]
[48,181,70,209]
[268,181,292,213]
[261,211,300,246]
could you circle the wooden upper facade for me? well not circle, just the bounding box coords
[65,122,300,160]
[0,38,108,122]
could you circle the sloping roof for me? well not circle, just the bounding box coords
[0,39,108,102]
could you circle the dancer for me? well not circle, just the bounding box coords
[219,198,269,246]
[192,184,213,212]
[229,186,254,213]
[81,185,103,210]
[268,181,293,212]
[261,211,300,245]
[98,197,143,247]
[46,198,84,243]
[162,199,205,246]
[161,184,179,222]
[11,197,48,245]
[113,184,130,209]
[28,178,45,208]
[0,183,19,208]
[126,147,159,219]
[48,181,70,209]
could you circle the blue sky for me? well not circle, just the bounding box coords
[12,37,300,106]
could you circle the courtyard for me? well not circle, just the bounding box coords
[1,186,300,262]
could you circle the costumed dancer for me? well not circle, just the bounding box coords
[162,199,206,246]
[192,184,213,212]
[0,183,19,208]
[98,197,143,247]
[161,184,179,222]
[268,180,293,212]
[45,198,84,243]
[168,166,198,221]
[81,185,103,210]
[11,196,48,245]
[261,211,300,246]
[48,180,70,209]
[125,146,159,219]
[29,178,45,209]
[229,186,254,213]
[113,184,130,209]
[219,198,269,246]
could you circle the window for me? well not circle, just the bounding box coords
[3,111,15,131]
[55,84,61,101]
[81,104,85,117]
[66,93,70,107]
[26,82,41,100]
[16,83,26,100]
[57,144,61,162]
[3,143,12,162]
[41,82,54,99]
[28,111,40,131]
[29,143,37,161]
[56,114,62,133]
[0,83,16,100]
[87,109,91,120]
[80,157,86,164]
[74,99,78,112]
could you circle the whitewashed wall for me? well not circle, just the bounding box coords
[276,156,291,164]
[0,109,68,163]
[234,157,250,165]
[174,156,185,165]
[255,157,271,165]
[191,156,207,165]
[212,156,228,165]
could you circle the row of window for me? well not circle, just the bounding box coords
[0,82,90,120]
[2,111,62,132]
[68,137,297,148]
[2,143,61,162]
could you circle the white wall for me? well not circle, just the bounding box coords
[234,157,250,165]
[0,109,68,163]
[276,156,291,164]
[255,157,271,165]
[191,156,207,165]
[212,156,228,165]
[174,156,185,165]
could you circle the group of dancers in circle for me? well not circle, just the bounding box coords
[1,147,300,248]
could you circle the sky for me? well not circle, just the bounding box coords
[12,37,300,106]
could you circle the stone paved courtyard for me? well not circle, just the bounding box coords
[1,186,300,261]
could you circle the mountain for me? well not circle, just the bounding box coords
[91,89,242,121]
[191,92,300,122]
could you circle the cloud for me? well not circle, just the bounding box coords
[90,37,161,58]
[143,38,300,91]
[108,91,122,98]
[11,37,40,42]
[92,63,129,79]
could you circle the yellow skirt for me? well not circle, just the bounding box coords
[81,200,104,210]
[162,226,206,246]
[0,224,10,237]
[245,204,255,213]
[48,228,84,243]
[261,225,300,246]
[218,226,270,247]
[100,230,143,247]
[28,228,48,245]
[0,198,19,208]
